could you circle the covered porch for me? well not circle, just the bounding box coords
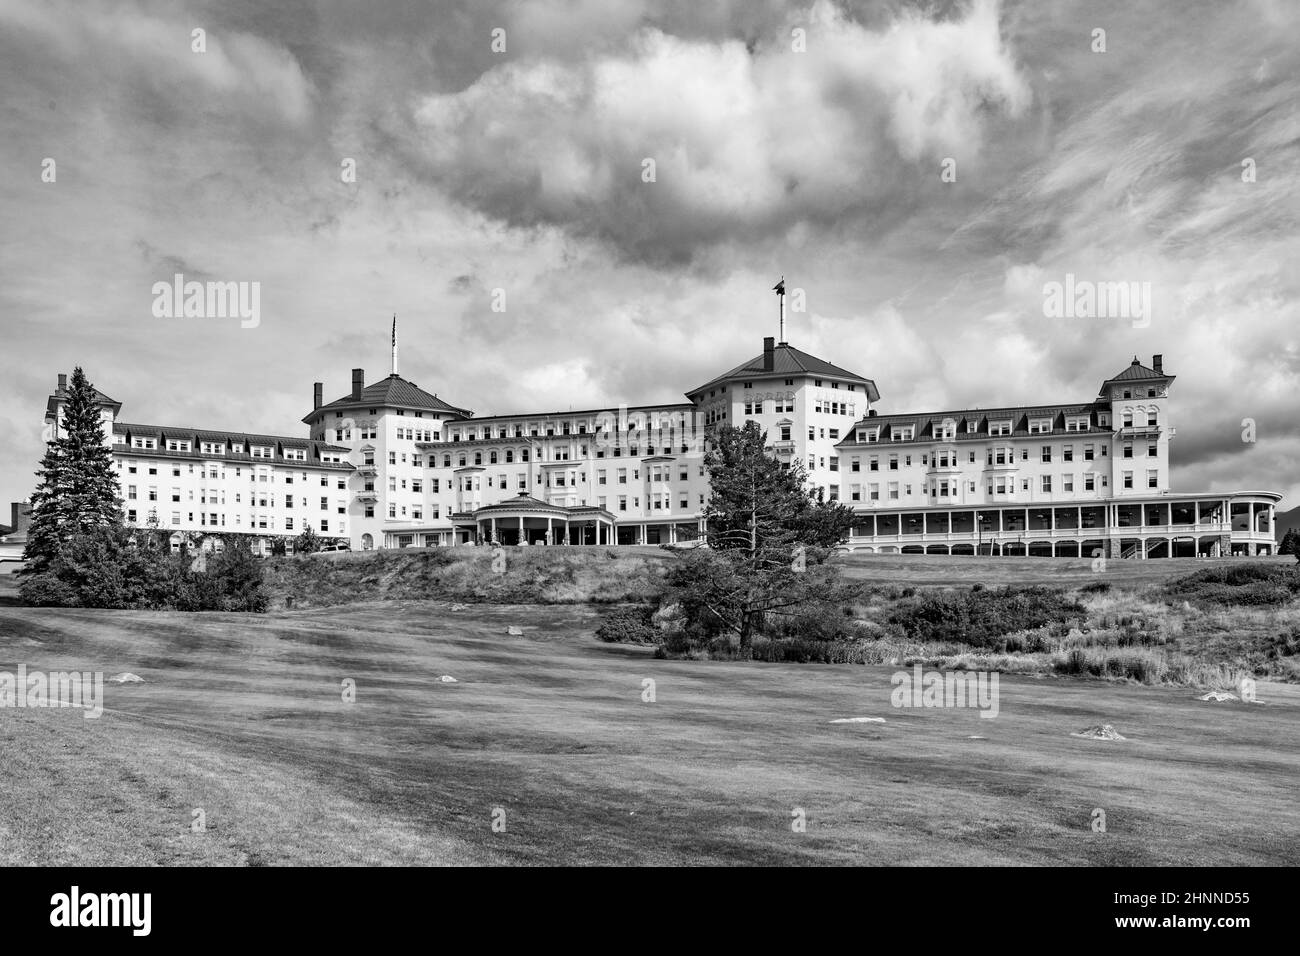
[469,493,617,546]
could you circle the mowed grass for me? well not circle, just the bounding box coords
[2,574,1298,865]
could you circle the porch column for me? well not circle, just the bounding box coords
[640,524,646,545]
[669,523,677,545]
[546,516,553,544]
[519,515,524,544]
[490,517,497,543]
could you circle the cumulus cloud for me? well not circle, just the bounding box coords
[406,0,1030,261]
[0,0,315,124]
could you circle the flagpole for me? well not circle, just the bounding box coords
[391,314,398,376]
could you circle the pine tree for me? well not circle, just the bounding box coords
[670,421,855,649]
[1281,528,1298,556]
[22,367,123,572]
[702,420,856,551]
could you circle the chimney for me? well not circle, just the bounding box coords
[1152,354,1163,375]
[313,382,323,409]
[57,373,67,391]
[868,409,877,418]
[763,336,775,371]
[351,368,364,400]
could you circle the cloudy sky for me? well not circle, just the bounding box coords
[1,0,1297,511]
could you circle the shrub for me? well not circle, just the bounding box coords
[18,527,268,612]
[887,586,1084,650]
[1166,565,1300,607]
[595,605,657,644]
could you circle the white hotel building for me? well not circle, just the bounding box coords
[42,323,1280,559]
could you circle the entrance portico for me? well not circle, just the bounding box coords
[468,492,616,545]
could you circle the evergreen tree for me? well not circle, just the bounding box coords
[22,367,122,573]
[1280,528,1297,556]
[702,421,855,551]
[294,524,321,554]
[669,422,855,649]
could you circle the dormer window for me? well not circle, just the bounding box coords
[891,426,914,441]
[1028,418,1053,435]
[989,420,1012,436]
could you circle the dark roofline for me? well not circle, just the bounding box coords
[686,342,878,398]
[446,402,696,425]
[115,422,349,451]
[849,401,1103,429]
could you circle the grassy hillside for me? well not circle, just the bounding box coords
[263,546,675,609]
[268,548,1284,609]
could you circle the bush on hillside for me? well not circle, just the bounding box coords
[888,586,1084,650]
[18,526,268,612]
[1165,564,1300,607]
[595,605,657,644]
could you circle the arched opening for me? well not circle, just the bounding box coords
[925,544,950,555]
[361,533,374,551]
[951,543,975,556]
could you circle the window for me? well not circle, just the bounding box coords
[1063,445,1073,462]
[1084,474,1095,491]
[1147,470,1158,488]
[1123,472,1134,489]
[851,457,860,472]
[989,420,1012,436]
[888,455,898,470]
[1041,446,1052,463]
[1123,443,1133,459]
[1041,475,1052,493]
[1147,443,1158,457]
[1084,444,1094,461]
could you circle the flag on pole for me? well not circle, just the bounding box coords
[773,277,785,295]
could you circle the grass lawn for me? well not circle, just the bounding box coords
[2,567,1297,865]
